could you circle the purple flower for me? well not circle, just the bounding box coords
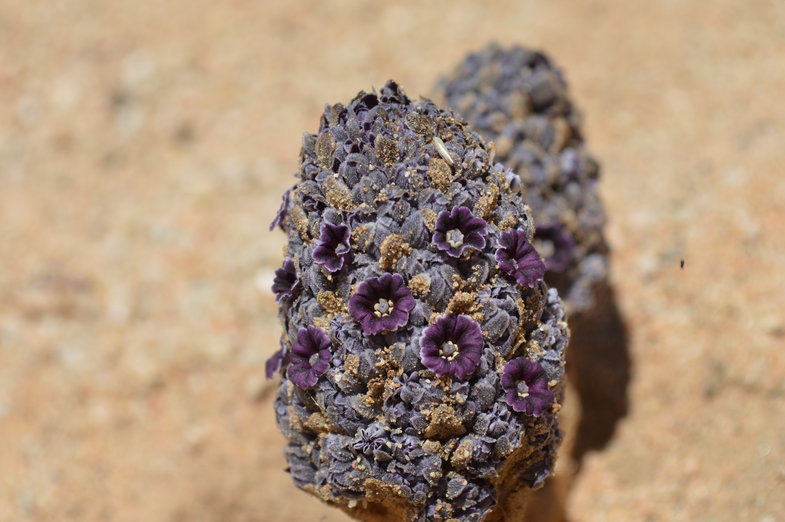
[534,223,575,272]
[269,188,291,231]
[272,258,299,303]
[420,314,484,380]
[501,357,554,416]
[266,348,284,379]
[348,273,415,334]
[288,326,332,388]
[432,206,487,258]
[313,223,352,272]
[495,228,546,287]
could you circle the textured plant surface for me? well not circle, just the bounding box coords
[433,43,609,314]
[269,81,568,521]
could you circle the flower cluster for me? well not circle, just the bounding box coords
[433,43,609,314]
[269,81,567,521]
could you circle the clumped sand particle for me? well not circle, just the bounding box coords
[421,208,438,232]
[472,180,500,221]
[428,156,453,191]
[379,234,412,271]
[408,273,431,298]
[317,290,347,317]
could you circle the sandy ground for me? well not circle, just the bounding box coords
[1,1,784,520]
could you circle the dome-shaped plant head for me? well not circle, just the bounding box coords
[269,81,568,521]
[433,43,609,314]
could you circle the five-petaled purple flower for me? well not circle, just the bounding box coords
[313,223,352,272]
[272,257,299,303]
[433,206,487,258]
[269,188,291,231]
[420,314,484,380]
[534,223,575,272]
[288,326,332,388]
[266,347,284,379]
[348,273,416,334]
[495,228,546,287]
[501,357,554,416]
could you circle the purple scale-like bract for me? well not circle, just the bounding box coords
[270,81,568,521]
[434,43,609,313]
[496,228,547,288]
[348,273,415,334]
[501,357,555,416]
[420,314,483,380]
[288,325,332,388]
[432,206,487,258]
[313,222,352,272]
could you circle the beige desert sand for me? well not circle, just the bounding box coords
[1,1,783,521]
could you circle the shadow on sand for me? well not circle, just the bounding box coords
[526,280,632,522]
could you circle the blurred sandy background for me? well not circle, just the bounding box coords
[1,1,784,520]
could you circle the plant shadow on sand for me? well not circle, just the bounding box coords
[526,280,631,522]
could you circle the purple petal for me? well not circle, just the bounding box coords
[313,246,345,272]
[288,362,320,388]
[265,348,284,379]
[269,188,292,231]
[293,326,331,358]
[393,292,416,313]
[463,231,487,251]
[309,350,331,375]
[495,250,516,276]
[452,354,479,380]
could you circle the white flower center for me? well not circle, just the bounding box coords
[516,381,530,398]
[440,340,460,361]
[446,229,464,248]
[373,298,395,317]
[309,352,321,367]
